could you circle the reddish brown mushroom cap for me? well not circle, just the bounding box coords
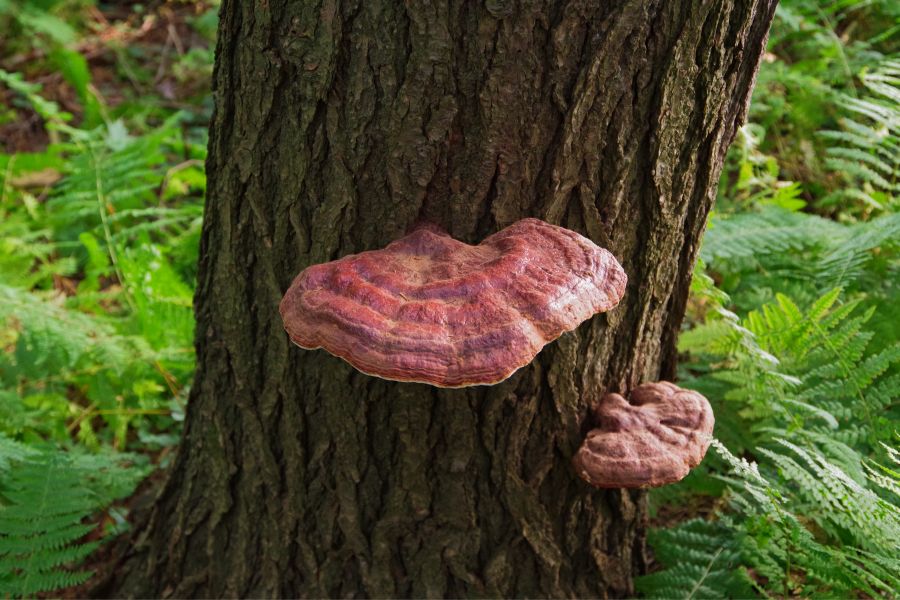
[573,382,714,488]
[279,218,627,387]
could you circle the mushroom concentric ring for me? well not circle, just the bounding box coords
[279,218,627,387]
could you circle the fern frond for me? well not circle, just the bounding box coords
[0,436,148,597]
[700,208,839,264]
[709,439,900,597]
[0,284,153,382]
[636,518,755,599]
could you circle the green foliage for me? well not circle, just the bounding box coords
[1,48,202,450]
[0,118,199,450]
[0,68,74,134]
[645,1,900,597]
[682,286,900,450]
[648,281,900,597]
[749,0,899,215]
[0,2,215,593]
[642,440,900,599]
[636,518,755,599]
[0,434,149,597]
[1,0,898,596]
[0,0,102,127]
[819,59,900,213]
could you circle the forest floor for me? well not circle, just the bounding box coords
[2,1,214,152]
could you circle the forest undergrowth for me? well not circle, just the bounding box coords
[0,0,897,597]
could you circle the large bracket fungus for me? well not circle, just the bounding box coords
[280,218,627,387]
[573,382,714,488]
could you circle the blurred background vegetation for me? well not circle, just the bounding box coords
[0,0,897,597]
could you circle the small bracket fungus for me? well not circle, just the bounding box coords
[573,382,714,488]
[279,218,627,387]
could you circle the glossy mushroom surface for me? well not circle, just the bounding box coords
[280,218,627,387]
[573,382,714,488]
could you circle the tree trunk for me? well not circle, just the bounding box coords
[103,0,776,597]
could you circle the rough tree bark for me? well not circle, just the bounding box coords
[103,0,776,597]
